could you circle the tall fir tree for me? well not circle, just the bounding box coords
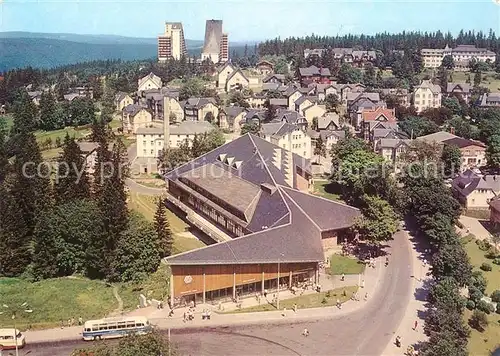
[11,91,38,134]
[39,90,61,131]
[0,133,9,184]
[154,197,173,258]
[94,137,129,280]
[6,132,51,275]
[32,204,59,280]
[54,133,91,202]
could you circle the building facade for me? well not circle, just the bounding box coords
[158,22,187,61]
[201,19,228,63]
[412,80,442,113]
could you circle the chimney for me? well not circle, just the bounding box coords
[163,96,170,149]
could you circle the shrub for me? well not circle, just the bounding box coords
[469,271,487,294]
[321,297,328,304]
[485,248,499,259]
[466,300,476,310]
[477,300,494,314]
[493,258,500,265]
[469,310,489,332]
[326,291,331,298]
[476,239,492,251]
[497,303,500,314]
[469,286,484,304]
[480,262,492,271]
[491,290,500,303]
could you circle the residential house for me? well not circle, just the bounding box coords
[339,83,365,104]
[287,89,304,111]
[375,138,411,164]
[245,109,267,125]
[351,50,377,67]
[319,130,346,151]
[361,107,397,141]
[442,137,487,171]
[63,93,82,102]
[269,98,288,109]
[447,83,472,103]
[412,80,442,113]
[298,66,331,86]
[260,122,312,159]
[182,97,219,122]
[219,106,246,133]
[115,92,134,112]
[262,82,280,92]
[311,83,340,102]
[490,197,500,226]
[303,104,327,126]
[143,90,184,121]
[27,91,42,105]
[479,93,500,108]
[417,132,487,171]
[295,96,317,115]
[263,73,286,84]
[122,104,155,134]
[72,86,94,99]
[77,142,115,175]
[317,113,341,131]
[136,121,215,158]
[347,92,384,127]
[225,69,250,92]
[138,72,163,92]
[274,109,309,130]
[452,170,500,210]
[380,88,410,107]
[256,60,274,75]
[304,48,326,59]
[247,93,266,108]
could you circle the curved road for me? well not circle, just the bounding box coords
[24,230,412,356]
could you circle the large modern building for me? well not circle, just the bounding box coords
[158,22,187,61]
[201,19,228,63]
[163,134,360,306]
[421,44,496,69]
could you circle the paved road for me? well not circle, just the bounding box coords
[23,230,412,356]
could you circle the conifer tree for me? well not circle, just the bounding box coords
[39,90,62,131]
[54,133,91,202]
[6,132,51,275]
[154,197,173,258]
[0,134,9,184]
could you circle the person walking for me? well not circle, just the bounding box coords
[364,292,368,301]
[78,316,83,326]
[341,273,345,281]
[395,335,401,348]
[302,328,309,337]
[361,279,365,288]
[71,317,75,327]
[413,320,418,331]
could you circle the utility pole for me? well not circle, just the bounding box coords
[1,303,33,356]
[276,253,285,310]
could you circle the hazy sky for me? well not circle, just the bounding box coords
[1,0,500,42]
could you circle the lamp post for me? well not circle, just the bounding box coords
[0,303,33,356]
[277,253,284,310]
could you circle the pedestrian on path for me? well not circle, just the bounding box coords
[341,273,345,281]
[71,317,75,326]
[293,303,298,313]
[413,320,418,331]
[281,308,287,317]
[336,299,341,309]
[78,316,83,326]
[395,335,401,348]
[364,292,368,301]
[67,319,71,328]
[302,328,309,337]
[361,279,365,288]
[60,319,64,329]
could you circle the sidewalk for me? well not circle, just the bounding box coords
[381,230,430,355]
[24,256,387,344]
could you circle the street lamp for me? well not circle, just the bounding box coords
[277,253,285,310]
[0,303,33,356]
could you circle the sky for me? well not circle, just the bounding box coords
[0,0,500,42]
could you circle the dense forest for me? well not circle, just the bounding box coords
[258,30,500,56]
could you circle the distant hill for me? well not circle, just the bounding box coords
[0,32,255,71]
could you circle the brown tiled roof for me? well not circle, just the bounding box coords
[362,107,396,122]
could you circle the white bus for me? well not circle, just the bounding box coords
[82,316,152,341]
[0,328,26,350]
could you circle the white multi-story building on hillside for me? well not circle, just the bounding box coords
[421,44,496,69]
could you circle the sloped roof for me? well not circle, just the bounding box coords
[263,74,286,83]
[183,97,217,109]
[362,107,396,122]
[123,104,148,117]
[269,98,288,106]
[221,106,245,119]
[416,80,441,94]
[378,138,411,149]
[226,68,249,83]
[417,131,458,143]
[447,82,471,94]
[443,137,486,149]
[452,170,500,196]
[138,72,162,89]
[299,65,331,77]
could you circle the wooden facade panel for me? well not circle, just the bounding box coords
[235,264,262,285]
[205,265,234,292]
[171,263,318,297]
[172,266,204,296]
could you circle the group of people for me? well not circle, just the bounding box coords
[60,316,83,328]
[182,308,196,322]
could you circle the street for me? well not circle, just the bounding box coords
[22,230,412,356]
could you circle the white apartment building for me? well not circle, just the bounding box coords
[412,80,442,113]
[136,121,214,158]
[260,122,312,159]
[421,44,496,68]
[158,22,187,61]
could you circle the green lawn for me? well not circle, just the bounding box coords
[35,126,91,144]
[329,254,365,275]
[452,70,500,92]
[462,237,500,355]
[41,147,63,160]
[0,277,117,330]
[228,286,358,313]
[128,192,205,254]
[312,180,343,202]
